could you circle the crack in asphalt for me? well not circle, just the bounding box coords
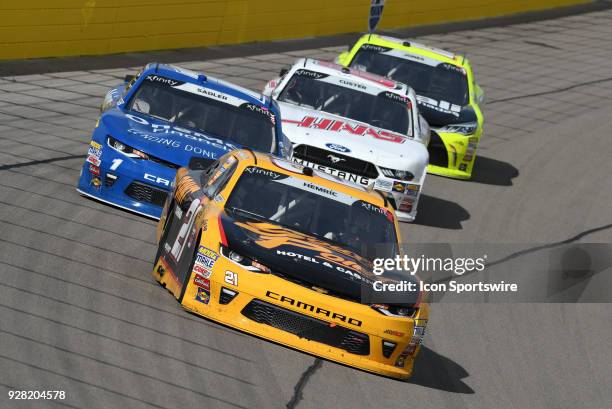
[488,77,612,104]
[286,359,323,409]
[0,154,85,171]
[434,221,612,284]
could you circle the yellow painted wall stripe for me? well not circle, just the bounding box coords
[0,0,591,60]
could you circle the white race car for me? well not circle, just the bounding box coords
[263,59,430,222]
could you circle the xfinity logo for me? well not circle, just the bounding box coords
[327,154,345,164]
[146,75,179,86]
[325,143,350,153]
[295,69,327,79]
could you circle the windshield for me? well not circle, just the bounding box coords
[128,77,276,153]
[277,71,411,135]
[351,49,469,106]
[225,166,398,260]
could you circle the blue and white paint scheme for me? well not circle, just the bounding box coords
[77,63,290,219]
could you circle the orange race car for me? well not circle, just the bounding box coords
[152,149,429,379]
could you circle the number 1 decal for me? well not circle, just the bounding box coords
[110,158,123,171]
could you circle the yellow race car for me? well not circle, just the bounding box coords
[337,34,485,179]
[152,149,429,379]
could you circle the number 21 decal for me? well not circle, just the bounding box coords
[224,271,238,286]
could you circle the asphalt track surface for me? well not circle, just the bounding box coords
[1,7,612,409]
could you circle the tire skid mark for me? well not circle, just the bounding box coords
[6,168,79,188]
[0,199,155,245]
[0,219,152,264]
[0,154,85,171]
[0,237,156,288]
[0,134,84,158]
[0,181,155,227]
[489,76,612,104]
[1,329,258,394]
[2,259,248,336]
[0,297,254,365]
[0,354,216,409]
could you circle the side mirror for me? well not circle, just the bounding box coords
[124,74,135,84]
[475,84,485,105]
[279,68,288,77]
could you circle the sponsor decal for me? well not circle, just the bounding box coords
[293,157,370,186]
[459,163,468,172]
[193,263,211,278]
[145,74,181,87]
[283,116,406,143]
[240,103,276,124]
[384,329,405,337]
[125,114,239,155]
[276,249,363,281]
[439,62,466,75]
[360,43,392,53]
[294,69,329,80]
[234,221,367,275]
[195,287,210,304]
[416,95,461,117]
[193,272,211,290]
[374,179,393,192]
[361,201,389,216]
[405,184,420,197]
[86,140,103,165]
[266,290,363,327]
[325,143,350,153]
[398,196,414,213]
[86,154,101,167]
[88,164,100,176]
[195,246,219,269]
[392,181,407,193]
[244,166,284,180]
[379,91,409,105]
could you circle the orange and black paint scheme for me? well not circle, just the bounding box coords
[153,149,429,379]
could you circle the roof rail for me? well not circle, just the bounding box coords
[375,190,388,207]
[243,148,257,165]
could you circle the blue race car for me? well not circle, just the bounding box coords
[77,63,290,219]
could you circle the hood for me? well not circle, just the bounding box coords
[101,109,241,166]
[278,102,428,173]
[221,212,381,301]
[416,98,477,128]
